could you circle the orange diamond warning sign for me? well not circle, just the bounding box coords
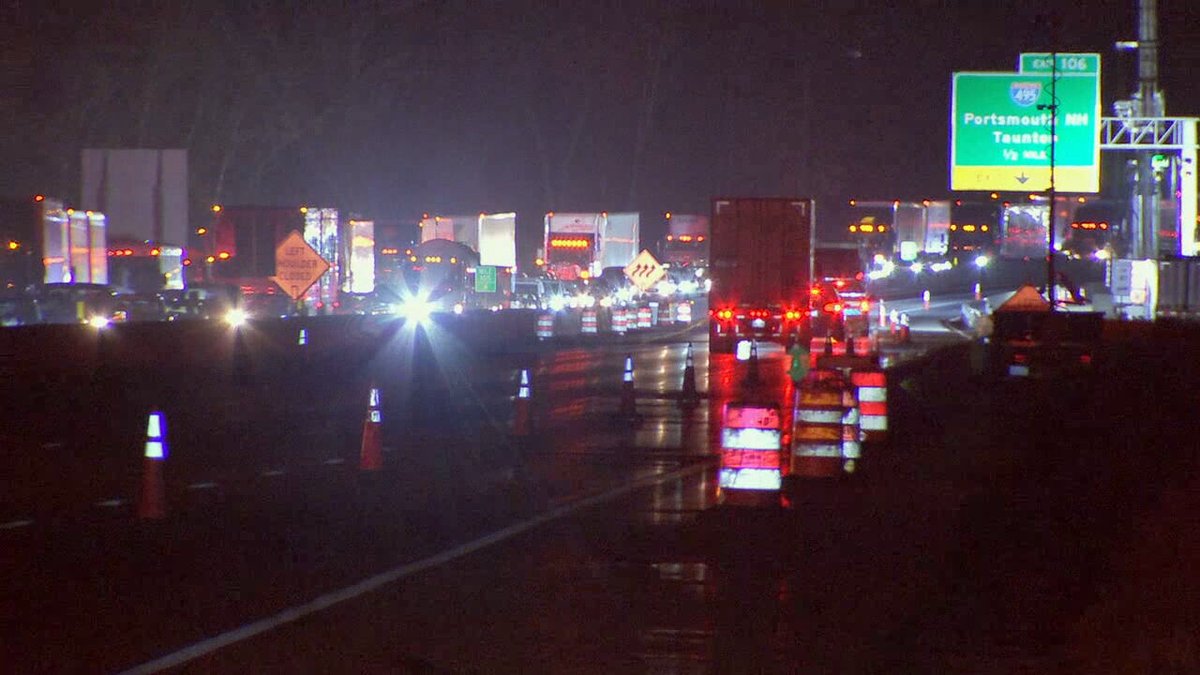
[271,231,330,301]
[623,249,666,292]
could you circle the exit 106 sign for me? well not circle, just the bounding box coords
[950,64,1100,193]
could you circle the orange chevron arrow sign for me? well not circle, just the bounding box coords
[623,249,666,291]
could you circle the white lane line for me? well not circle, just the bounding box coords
[261,469,286,477]
[187,482,219,491]
[96,499,125,508]
[322,458,345,465]
[0,519,33,530]
[117,459,715,675]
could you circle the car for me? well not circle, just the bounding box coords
[809,278,874,339]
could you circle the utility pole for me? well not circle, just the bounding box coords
[1037,15,1061,309]
[1122,0,1164,259]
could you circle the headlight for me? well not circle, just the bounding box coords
[225,308,248,328]
[974,254,991,268]
[679,279,698,294]
[453,302,464,315]
[88,315,111,329]
[658,280,677,295]
[910,262,924,274]
[547,295,568,312]
[396,295,434,323]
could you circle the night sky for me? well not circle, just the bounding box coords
[4,0,1199,260]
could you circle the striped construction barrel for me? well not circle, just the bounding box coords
[581,309,598,335]
[840,385,861,473]
[851,368,888,442]
[613,308,628,334]
[792,370,846,477]
[718,402,783,507]
[536,313,555,340]
[675,302,692,324]
[636,306,652,330]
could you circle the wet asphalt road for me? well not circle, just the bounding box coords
[5,296,1198,673]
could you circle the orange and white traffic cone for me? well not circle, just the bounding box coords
[512,368,533,436]
[679,342,699,408]
[138,410,168,520]
[618,354,638,420]
[359,383,383,471]
[745,340,761,385]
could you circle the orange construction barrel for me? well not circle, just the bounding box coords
[851,368,888,442]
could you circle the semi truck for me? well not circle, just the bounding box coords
[1,195,108,290]
[708,198,815,352]
[543,212,603,281]
[658,212,709,269]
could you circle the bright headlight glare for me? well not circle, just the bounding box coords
[88,315,111,329]
[225,308,248,328]
[398,295,434,323]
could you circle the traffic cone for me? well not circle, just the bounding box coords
[512,368,533,436]
[138,410,168,520]
[679,342,699,407]
[359,383,383,471]
[619,354,638,420]
[745,340,761,385]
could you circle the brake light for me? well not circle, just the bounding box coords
[784,310,802,321]
[822,302,843,314]
[810,287,821,296]
[834,279,846,288]
[711,308,734,321]
[860,300,869,313]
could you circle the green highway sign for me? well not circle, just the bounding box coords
[1018,52,1101,75]
[474,265,497,293]
[950,70,1100,193]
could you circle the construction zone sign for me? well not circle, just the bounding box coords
[271,231,330,301]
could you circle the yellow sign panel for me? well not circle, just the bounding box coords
[271,231,331,301]
[952,165,1098,193]
[623,249,666,291]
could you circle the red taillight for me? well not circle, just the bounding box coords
[823,302,843,314]
[1079,353,1092,365]
[810,287,821,296]
[712,308,734,321]
[860,300,870,313]
[1014,353,1028,363]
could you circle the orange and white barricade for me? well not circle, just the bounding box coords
[675,302,692,324]
[851,368,888,442]
[718,402,783,506]
[612,308,628,334]
[636,306,652,330]
[792,370,846,478]
[536,313,555,340]
[581,310,598,335]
